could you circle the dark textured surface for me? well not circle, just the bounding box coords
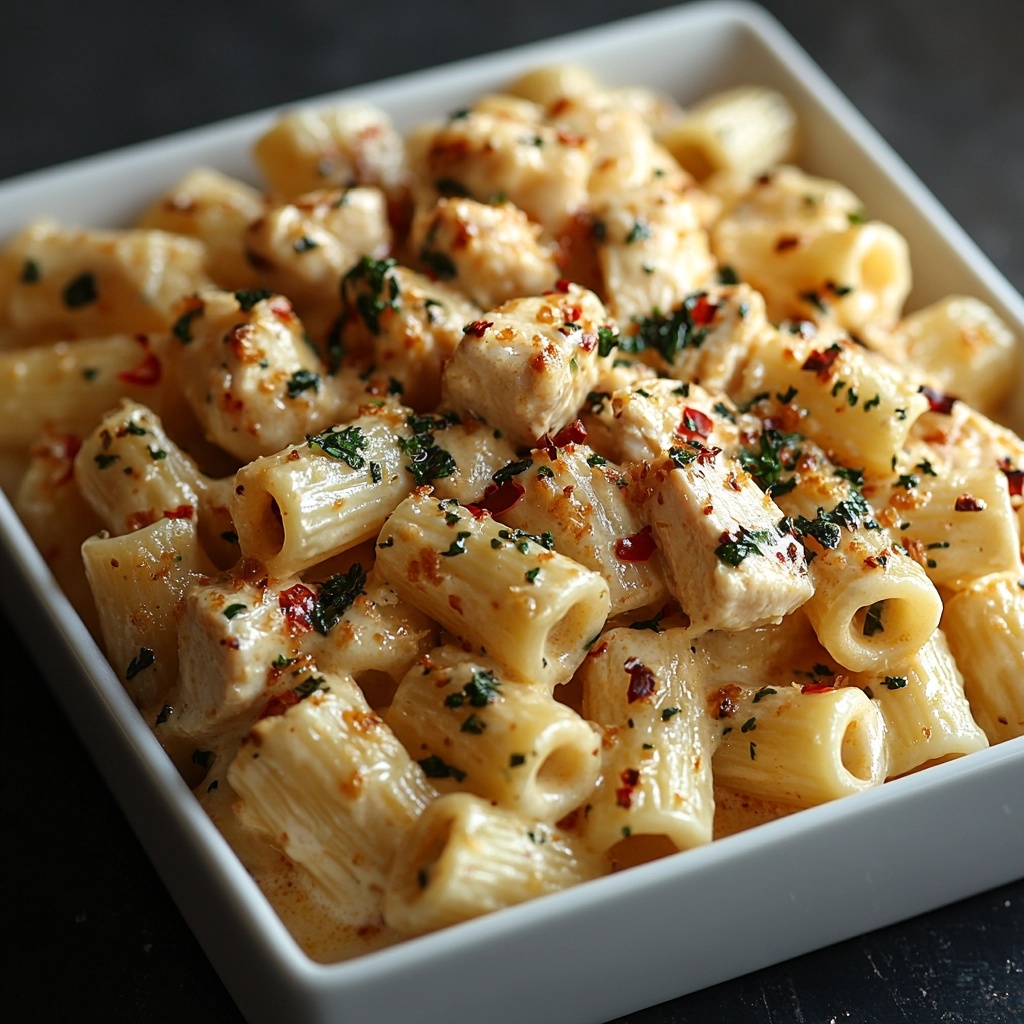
[2,1,1023,1021]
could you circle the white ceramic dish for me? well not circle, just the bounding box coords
[1,3,1022,1022]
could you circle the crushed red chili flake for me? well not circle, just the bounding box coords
[268,295,296,321]
[463,319,493,338]
[163,504,195,519]
[278,583,315,635]
[919,385,957,414]
[578,331,597,352]
[588,641,609,657]
[678,406,714,441]
[800,681,834,694]
[775,235,801,253]
[614,525,657,563]
[708,684,741,719]
[801,344,842,380]
[117,347,162,386]
[998,460,1023,497]
[548,419,588,450]
[471,479,524,516]
[954,493,987,512]
[259,689,301,720]
[615,767,641,808]
[624,656,657,702]
[553,278,573,293]
[688,293,718,326]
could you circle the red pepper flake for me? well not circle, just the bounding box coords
[117,346,162,386]
[775,234,801,253]
[163,504,195,519]
[259,689,300,720]
[615,767,640,808]
[556,129,586,147]
[919,385,957,414]
[678,406,714,441]
[708,684,741,719]
[545,418,588,451]
[553,278,573,293]
[998,461,1024,497]
[801,682,834,694]
[688,293,718,326]
[472,479,524,516]
[614,525,657,563]
[588,641,608,657]
[624,656,657,703]
[278,583,315,635]
[801,343,842,380]
[578,331,597,353]
[463,319,493,338]
[954,493,987,512]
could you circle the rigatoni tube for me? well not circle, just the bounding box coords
[386,647,601,823]
[375,490,610,689]
[383,793,601,936]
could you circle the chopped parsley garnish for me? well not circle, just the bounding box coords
[629,607,666,633]
[94,453,119,470]
[311,564,367,635]
[63,272,98,308]
[525,567,541,584]
[862,600,886,637]
[397,433,457,485]
[715,526,776,566]
[341,257,401,334]
[620,292,714,364]
[717,265,740,285]
[307,424,367,469]
[509,753,526,767]
[661,707,681,721]
[493,458,533,485]
[625,218,651,244]
[753,686,777,702]
[292,235,319,252]
[20,258,40,283]
[417,754,466,782]
[286,368,321,398]
[223,603,247,619]
[596,325,618,357]
[739,428,803,496]
[741,717,757,733]
[419,245,457,280]
[234,288,274,311]
[441,531,471,557]
[461,713,486,735]
[126,647,155,680]
[883,675,908,690]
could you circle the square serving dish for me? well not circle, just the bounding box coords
[2,3,1022,1022]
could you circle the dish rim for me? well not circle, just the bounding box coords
[1,2,1022,1021]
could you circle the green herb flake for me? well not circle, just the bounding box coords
[741,717,757,733]
[94,453,119,470]
[586,453,607,467]
[752,686,777,703]
[442,531,471,557]
[525,567,541,584]
[234,288,274,311]
[311,564,367,635]
[223,603,247,620]
[307,424,368,469]
[661,707,681,721]
[287,368,321,398]
[62,272,98,309]
[461,713,486,735]
[625,218,652,244]
[341,257,401,333]
[715,526,776,567]
[126,647,156,680]
[509,753,526,768]
[883,675,908,690]
[862,600,886,637]
[20,258,40,283]
[417,754,466,782]
[717,265,740,285]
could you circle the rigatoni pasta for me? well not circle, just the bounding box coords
[1,60,1021,969]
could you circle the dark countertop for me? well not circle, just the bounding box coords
[2,2,1022,1021]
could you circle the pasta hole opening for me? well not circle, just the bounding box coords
[857,232,901,294]
[669,142,716,182]
[607,833,678,872]
[851,598,915,649]
[839,716,874,782]
[534,742,591,796]
[407,817,455,902]
[544,598,600,676]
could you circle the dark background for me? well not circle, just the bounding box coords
[2,1,1022,1021]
